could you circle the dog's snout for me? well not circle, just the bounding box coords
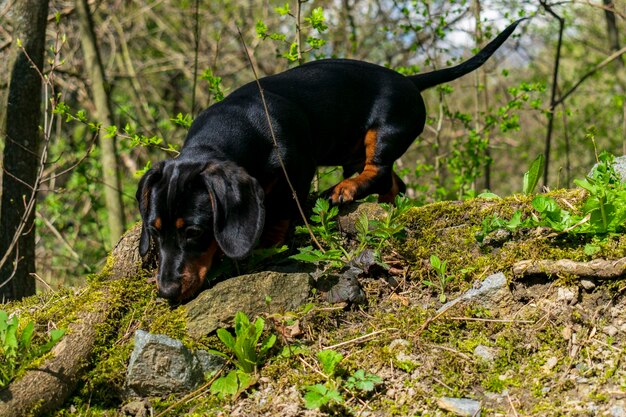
[158,281,182,300]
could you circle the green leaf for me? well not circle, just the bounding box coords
[216,328,236,351]
[275,3,290,16]
[260,334,276,355]
[303,384,343,409]
[317,349,343,377]
[523,154,544,195]
[255,20,268,38]
[305,7,328,32]
[5,318,18,352]
[0,311,8,344]
[477,192,500,199]
[104,125,118,139]
[430,255,441,270]
[210,370,239,398]
[19,322,35,352]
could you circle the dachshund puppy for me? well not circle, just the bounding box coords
[137,19,524,301]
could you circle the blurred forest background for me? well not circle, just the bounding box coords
[0,0,624,300]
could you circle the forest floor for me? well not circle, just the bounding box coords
[3,190,626,416]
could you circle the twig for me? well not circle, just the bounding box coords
[432,376,454,391]
[506,392,519,417]
[540,0,564,187]
[448,316,535,324]
[190,0,200,113]
[41,130,98,183]
[297,356,328,379]
[30,273,54,292]
[36,212,88,268]
[555,45,626,106]
[423,343,473,362]
[417,297,465,335]
[236,27,325,253]
[323,329,392,350]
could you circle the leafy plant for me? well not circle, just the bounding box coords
[256,3,328,63]
[424,255,451,303]
[209,311,276,399]
[478,152,626,242]
[345,369,383,392]
[0,310,65,388]
[317,349,343,376]
[213,311,276,374]
[302,349,382,410]
[292,195,412,269]
[209,368,254,400]
[303,383,344,409]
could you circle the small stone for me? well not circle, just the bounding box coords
[121,399,151,417]
[337,202,388,235]
[388,338,411,352]
[542,356,558,373]
[611,405,626,417]
[556,287,577,304]
[436,272,510,313]
[603,325,619,337]
[589,155,626,182]
[562,326,572,340]
[473,345,498,362]
[580,279,596,291]
[437,397,481,417]
[126,330,206,397]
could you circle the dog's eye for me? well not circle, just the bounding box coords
[185,227,203,240]
[147,226,159,236]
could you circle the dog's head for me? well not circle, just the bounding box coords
[136,159,265,302]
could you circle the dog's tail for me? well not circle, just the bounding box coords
[409,18,525,91]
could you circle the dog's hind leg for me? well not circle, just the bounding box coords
[328,128,413,205]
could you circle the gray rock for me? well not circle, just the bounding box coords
[542,356,559,372]
[126,330,215,397]
[611,404,626,417]
[185,271,312,338]
[437,397,481,417]
[437,272,510,313]
[337,202,388,235]
[196,349,226,374]
[589,155,626,182]
[556,287,577,304]
[604,325,619,337]
[316,266,366,304]
[120,399,151,417]
[580,279,596,291]
[473,345,498,362]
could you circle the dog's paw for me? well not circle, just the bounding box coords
[329,179,358,205]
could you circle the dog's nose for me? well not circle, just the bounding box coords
[158,282,181,300]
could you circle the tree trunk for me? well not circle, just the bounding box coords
[0,0,49,301]
[76,0,126,248]
[602,0,624,68]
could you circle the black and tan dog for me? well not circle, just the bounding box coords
[137,19,524,302]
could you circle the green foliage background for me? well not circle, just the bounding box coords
[0,0,624,288]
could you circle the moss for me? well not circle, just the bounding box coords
[14,190,624,415]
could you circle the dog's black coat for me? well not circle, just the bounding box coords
[137,19,524,301]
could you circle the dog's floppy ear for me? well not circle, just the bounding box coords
[136,163,163,257]
[201,162,265,259]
